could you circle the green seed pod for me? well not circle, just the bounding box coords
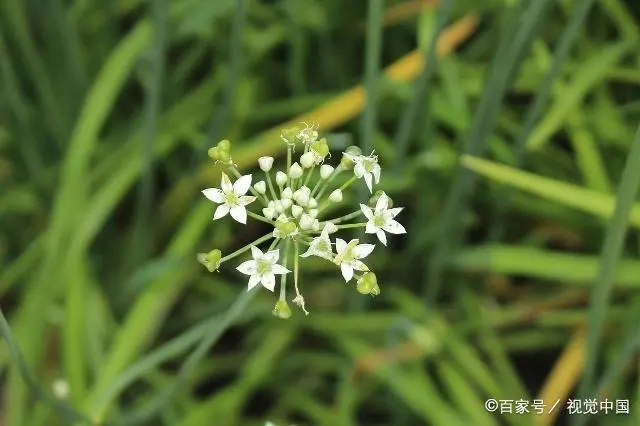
[281,126,301,144]
[341,145,361,169]
[311,138,330,159]
[197,249,222,272]
[368,190,393,208]
[207,146,220,161]
[272,299,292,319]
[356,272,380,296]
[217,139,231,151]
[218,149,231,163]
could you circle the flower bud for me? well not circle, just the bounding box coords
[272,299,292,319]
[282,187,293,199]
[291,205,304,218]
[323,222,338,234]
[276,171,287,186]
[289,162,303,179]
[357,272,380,296]
[217,140,232,163]
[262,206,275,220]
[281,126,301,144]
[275,200,285,214]
[207,146,220,161]
[369,190,393,208]
[329,189,343,203]
[341,145,361,169]
[299,214,314,230]
[217,139,231,151]
[308,209,318,218]
[312,219,320,231]
[254,181,266,194]
[197,249,222,272]
[293,186,311,206]
[281,198,293,210]
[300,152,314,168]
[308,197,318,208]
[320,164,334,179]
[258,156,274,172]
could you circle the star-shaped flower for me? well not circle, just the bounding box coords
[333,238,375,282]
[202,172,256,224]
[360,192,406,245]
[300,227,334,260]
[343,151,381,193]
[236,246,290,292]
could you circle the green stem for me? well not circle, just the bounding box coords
[339,175,358,192]
[303,164,315,188]
[220,233,273,263]
[329,210,363,224]
[268,238,280,252]
[265,171,278,201]
[286,145,292,187]
[335,222,367,230]
[247,210,274,225]
[279,240,290,301]
[312,165,342,198]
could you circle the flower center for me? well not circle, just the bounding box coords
[373,215,386,228]
[317,239,330,253]
[363,158,376,172]
[256,259,272,275]
[225,192,239,206]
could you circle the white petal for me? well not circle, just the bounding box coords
[351,260,369,272]
[247,274,261,291]
[335,238,347,254]
[383,220,406,234]
[237,260,257,275]
[341,263,354,282]
[354,244,375,259]
[363,173,373,193]
[354,164,365,178]
[375,192,389,212]
[377,230,387,246]
[271,264,290,274]
[240,195,257,206]
[230,206,247,224]
[265,249,280,263]
[213,204,230,220]
[300,248,314,258]
[261,274,276,292]
[365,221,377,234]
[221,172,233,192]
[233,174,252,195]
[360,204,373,219]
[202,188,224,203]
[372,165,381,183]
[388,207,404,218]
[250,246,263,259]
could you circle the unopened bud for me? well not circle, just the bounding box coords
[254,181,266,194]
[300,214,314,230]
[276,171,287,186]
[329,189,343,203]
[308,197,318,208]
[282,187,293,199]
[341,145,361,169]
[207,146,220,160]
[291,205,304,218]
[258,156,274,172]
[311,138,330,160]
[324,222,338,234]
[300,152,314,168]
[289,162,303,179]
[320,164,334,179]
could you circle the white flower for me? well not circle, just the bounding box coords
[258,156,274,172]
[202,172,256,224]
[360,192,406,245]
[320,164,334,179]
[329,189,343,203]
[333,238,375,282]
[236,246,290,292]
[343,151,381,193]
[300,227,333,260]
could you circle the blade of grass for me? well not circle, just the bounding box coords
[394,0,453,169]
[427,0,553,300]
[361,0,384,156]
[461,155,640,229]
[573,125,640,426]
[8,22,151,426]
[450,244,640,287]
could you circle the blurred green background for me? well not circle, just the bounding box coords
[1,0,640,425]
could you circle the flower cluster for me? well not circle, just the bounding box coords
[198,124,406,317]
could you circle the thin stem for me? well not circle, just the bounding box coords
[265,171,278,201]
[303,164,315,188]
[316,169,348,201]
[220,232,273,263]
[279,239,290,301]
[329,210,363,224]
[247,210,274,225]
[293,241,308,315]
[286,145,292,187]
[335,223,367,230]
[268,238,280,252]
[339,176,358,192]
[312,165,342,198]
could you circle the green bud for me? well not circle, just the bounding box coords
[197,249,222,272]
[368,190,392,208]
[217,139,231,151]
[272,299,292,319]
[218,149,231,163]
[207,146,220,161]
[341,145,361,169]
[311,138,329,158]
[281,126,301,144]
[356,272,380,296]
